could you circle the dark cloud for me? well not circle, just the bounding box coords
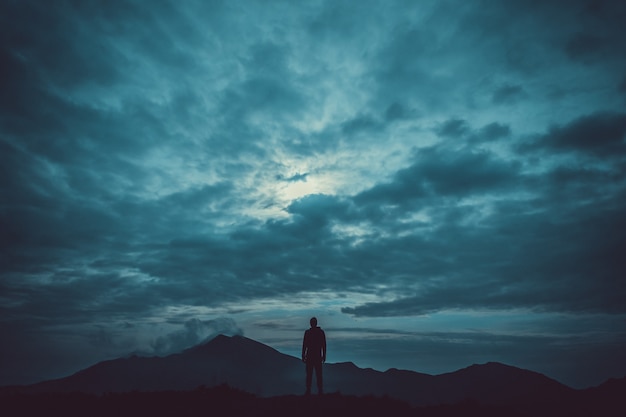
[560,2,626,67]
[277,173,309,182]
[239,77,304,115]
[491,84,526,105]
[371,22,453,110]
[344,179,626,318]
[564,32,608,63]
[286,194,354,224]
[0,1,124,90]
[161,183,234,211]
[341,114,382,135]
[354,146,521,206]
[436,118,470,139]
[520,111,626,156]
[476,122,511,142]
[384,102,414,122]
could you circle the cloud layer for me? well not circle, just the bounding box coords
[1,0,625,388]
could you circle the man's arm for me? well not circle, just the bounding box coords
[302,331,307,362]
[322,330,327,362]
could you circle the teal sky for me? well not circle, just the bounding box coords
[1,0,625,389]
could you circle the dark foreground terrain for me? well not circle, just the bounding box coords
[4,384,622,417]
[3,336,625,416]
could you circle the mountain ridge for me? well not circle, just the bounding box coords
[1,334,624,416]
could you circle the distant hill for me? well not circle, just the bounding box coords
[2,334,624,416]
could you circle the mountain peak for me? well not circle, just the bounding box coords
[333,361,359,370]
[204,333,242,344]
[185,333,243,350]
[469,361,516,371]
[183,333,286,362]
[447,361,529,376]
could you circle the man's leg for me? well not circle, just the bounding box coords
[305,360,313,395]
[315,361,323,394]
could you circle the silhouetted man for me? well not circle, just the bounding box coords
[302,317,326,395]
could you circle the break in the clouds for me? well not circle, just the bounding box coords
[1,0,625,389]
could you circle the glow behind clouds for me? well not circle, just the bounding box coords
[1,0,625,389]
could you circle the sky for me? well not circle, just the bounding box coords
[1,0,625,390]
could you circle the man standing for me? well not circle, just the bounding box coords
[302,317,326,395]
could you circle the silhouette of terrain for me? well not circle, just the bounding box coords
[1,335,624,417]
[0,385,530,417]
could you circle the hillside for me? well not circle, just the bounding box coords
[2,335,624,416]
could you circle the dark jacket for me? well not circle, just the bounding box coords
[302,326,326,362]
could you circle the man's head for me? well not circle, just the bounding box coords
[310,317,317,328]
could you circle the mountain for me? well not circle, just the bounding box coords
[23,335,303,397]
[2,334,624,416]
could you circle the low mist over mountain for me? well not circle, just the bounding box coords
[3,335,624,416]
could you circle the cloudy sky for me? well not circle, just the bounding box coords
[2,0,626,389]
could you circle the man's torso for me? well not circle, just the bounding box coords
[304,327,325,359]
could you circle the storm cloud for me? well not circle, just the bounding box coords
[1,0,625,389]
